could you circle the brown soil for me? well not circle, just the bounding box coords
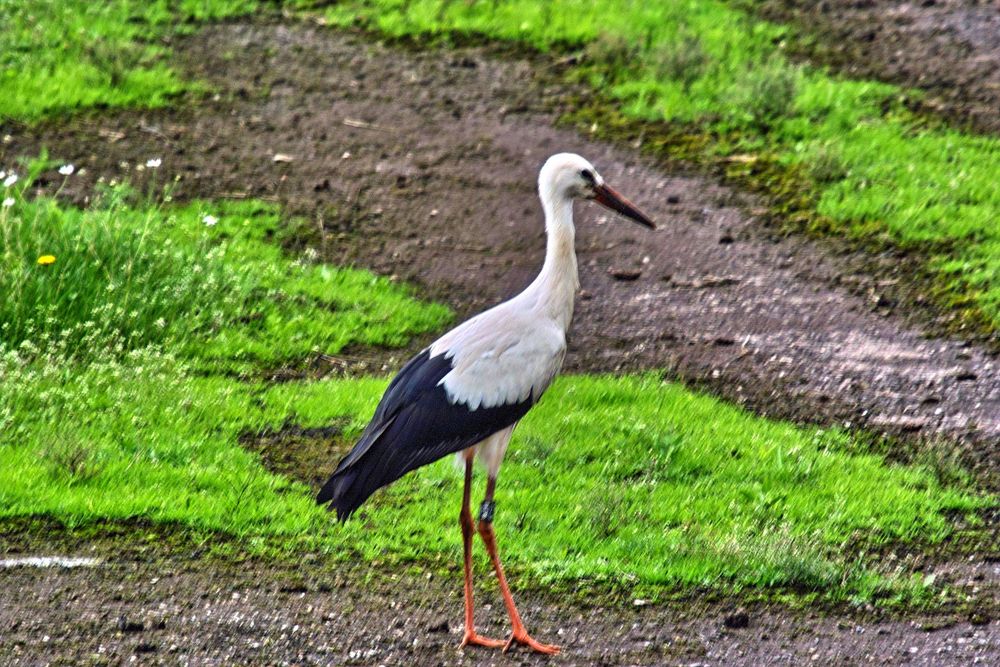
[241,423,352,490]
[1,525,998,667]
[755,0,1000,134]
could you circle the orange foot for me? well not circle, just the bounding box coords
[460,631,506,650]
[504,632,561,655]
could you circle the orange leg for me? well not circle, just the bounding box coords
[458,455,505,650]
[477,476,560,655]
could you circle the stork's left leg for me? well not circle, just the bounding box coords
[477,476,560,655]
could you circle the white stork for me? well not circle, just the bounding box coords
[318,153,655,654]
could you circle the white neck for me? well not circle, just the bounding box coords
[518,190,579,332]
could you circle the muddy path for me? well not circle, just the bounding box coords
[4,22,998,466]
[755,0,1000,134]
[1,531,998,666]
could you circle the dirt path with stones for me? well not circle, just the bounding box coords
[0,536,997,666]
[756,0,1000,134]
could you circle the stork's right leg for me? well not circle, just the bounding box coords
[459,452,505,649]
[477,476,560,655]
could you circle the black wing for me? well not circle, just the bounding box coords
[316,348,532,520]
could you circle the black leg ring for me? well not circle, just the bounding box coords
[478,500,495,524]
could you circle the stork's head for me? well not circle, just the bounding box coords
[539,153,655,229]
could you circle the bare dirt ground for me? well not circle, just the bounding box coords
[0,525,998,666]
[2,18,999,667]
[756,0,1000,134]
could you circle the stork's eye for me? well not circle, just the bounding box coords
[580,169,596,184]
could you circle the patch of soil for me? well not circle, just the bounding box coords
[240,423,352,490]
[755,0,1000,134]
[5,22,996,470]
[1,522,998,666]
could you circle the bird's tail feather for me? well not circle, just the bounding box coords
[316,468,366,521]
[317,415,398,521]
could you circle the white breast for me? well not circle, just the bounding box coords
[430,304,567,411]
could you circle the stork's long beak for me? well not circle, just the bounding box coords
[592,183,656,229]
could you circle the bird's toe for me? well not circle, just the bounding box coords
[504,632,561,655]
[459,631,506,650]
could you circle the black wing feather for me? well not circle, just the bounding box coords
[316,348,532,520]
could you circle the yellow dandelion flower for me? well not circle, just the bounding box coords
[37,255,56,265]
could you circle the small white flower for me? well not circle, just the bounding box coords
[3,174,17,188]
[146,158,162,169]
[202,214,218,227]
[58,164,75,176]
[2,197,13,208]
[0,170,5,179]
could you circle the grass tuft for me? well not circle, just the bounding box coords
[1,357,989,602]
[0,177,449,371]
[0,0,265,121]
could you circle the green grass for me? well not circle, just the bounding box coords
[0,0,260,121]
[0,349,989,602]
[0,174,449,371]
[271,373,989,598]
[311,0,1000,333]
